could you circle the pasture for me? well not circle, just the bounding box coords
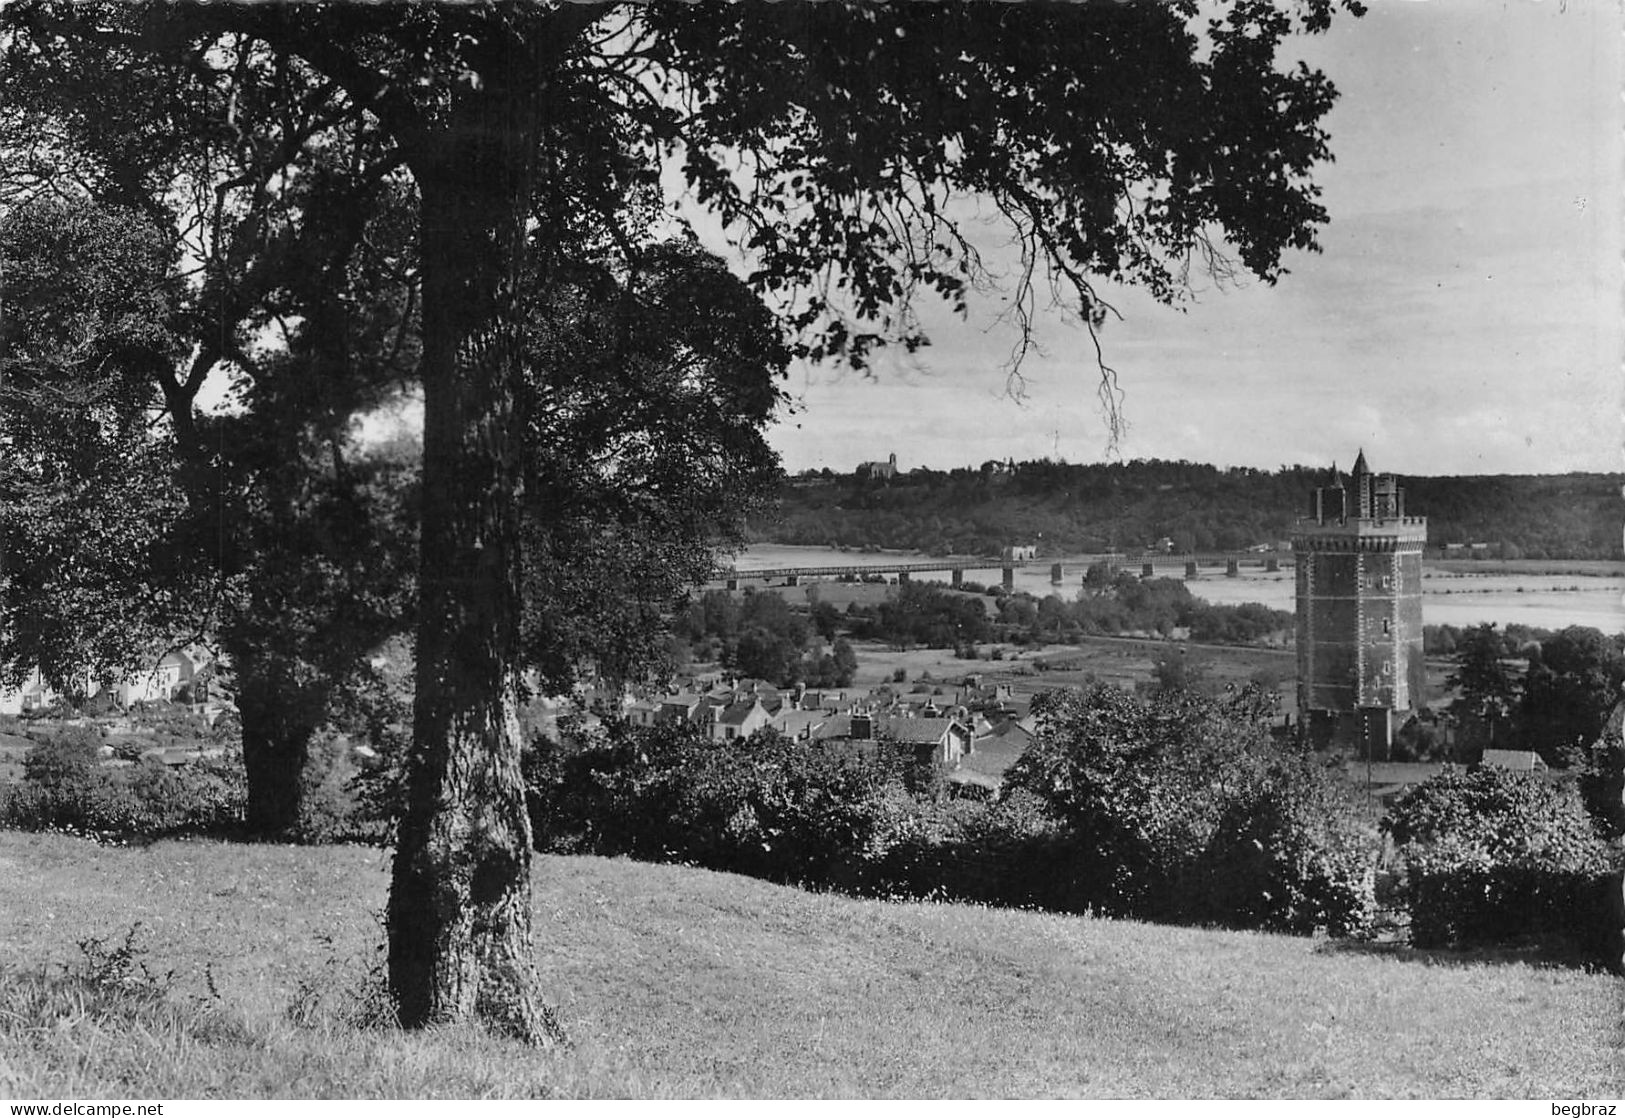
[1,832,1619,1098]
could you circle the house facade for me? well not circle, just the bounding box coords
[712,698,772,742]
[0,668,56,716]
[115,649,207,707]
[1,648,213,715]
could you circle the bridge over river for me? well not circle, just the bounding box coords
[716,550,1294,590]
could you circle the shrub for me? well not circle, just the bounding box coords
[345,725,411,844]
[1385,766,1620,957]
[521,696,1382,938]
[855,788,1077,906]
[1578,707,1624,840]
[110,738,150,763]
[292,731,368,844]
[1,727,244,838]
[1196,758,1378,938]
[1005,683,1379,933]
[22,726,104,784]
[148,750,246,832]
[125,704,214,748]
[526,720,915,886]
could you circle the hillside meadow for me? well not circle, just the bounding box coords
[0,831,1620,1099]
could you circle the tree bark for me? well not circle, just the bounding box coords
[236,667,318,837]
[386,86,554,1042]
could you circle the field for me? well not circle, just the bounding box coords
[1,832,1620,1099]
[837,634,1456,713]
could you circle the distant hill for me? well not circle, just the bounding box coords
[752,460,1621,560]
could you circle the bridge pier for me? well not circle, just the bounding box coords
[1142,562,1155,579]
[1266,556,1280,572]
[785,575,799,586]
[1050,563,1064,584]
[1185,560,1199,579]
[1226,559,1239,577]
[1002,567,1015,590]
[726,578,738,591]
[951,568,963,587]
[897,571,910,585]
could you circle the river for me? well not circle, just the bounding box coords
[731,544,1624,634]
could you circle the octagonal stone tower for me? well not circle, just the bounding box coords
[1293,450,1427,757]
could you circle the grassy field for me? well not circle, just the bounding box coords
[1,831,1620,1099]
[839,634,1456,713]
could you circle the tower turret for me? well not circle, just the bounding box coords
[1350,449,1372,518]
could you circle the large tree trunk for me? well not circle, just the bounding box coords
[386,86,553,1041]
[235,663,319,837]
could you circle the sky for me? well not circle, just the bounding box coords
[761,0,1624,479]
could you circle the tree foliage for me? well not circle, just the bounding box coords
[767,461,1623,560]
[519,239,785,691]
[674,589,857,688]
[0,198,207,694]
[1518,626,1625,767]
[1004,682,1376,934]
[1,0,1366,1038]
[1444,623,1519,752]
[1384,765,1619,955]
[845,582,992,650]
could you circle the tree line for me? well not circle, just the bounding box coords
[670,576,1294,691]
[763,461,1621,560]
[673,589,858,689]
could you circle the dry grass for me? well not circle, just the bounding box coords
[1,831,1620,1099]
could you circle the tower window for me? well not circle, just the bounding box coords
[1382,618,1391,635]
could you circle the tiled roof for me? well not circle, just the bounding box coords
[774,710,827,738]
[875,716,956,745]
[811,715,854,741]
[716,700,763,726]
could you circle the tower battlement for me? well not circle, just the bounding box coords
[1293,518,1428,550]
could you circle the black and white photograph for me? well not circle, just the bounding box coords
[0,0,1620,1103]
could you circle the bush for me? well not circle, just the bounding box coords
[520,698,1383,938]
[1196,758,1377,937]
[110,738,150,763]
[525,720,912,886]
[1,727,245,838]
[1004,684,1379,934]
[1579,706,1624,840]
[1385,766,1621,958]
[345,726,411,844]
[124,704,214,749]
[290,730,372,844]
[22,726,104,783]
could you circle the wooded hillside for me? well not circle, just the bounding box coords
[754,461,1620,560]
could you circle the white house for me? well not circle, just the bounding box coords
[0,667,56,716]
[115,648,209,706]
